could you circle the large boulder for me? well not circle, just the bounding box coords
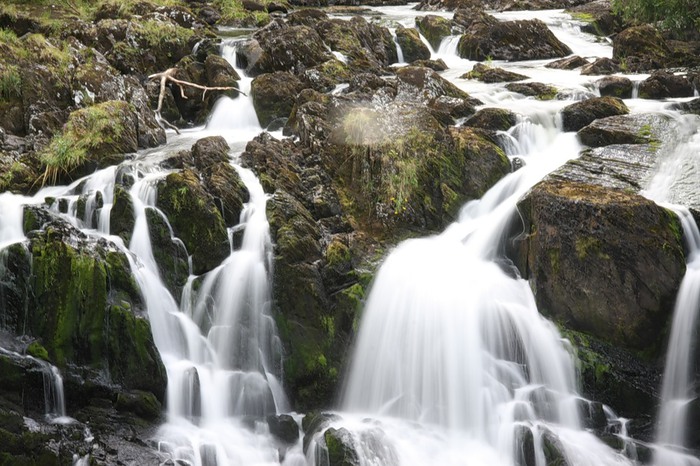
[156,169,230,275]
[577,113,673,148]
[612,25,670,72]
[241,20,334,76]
[560,96,629,132]
[458,18,572,61]
[638,71,695,99]
[517,179,685,355]
[416,14,452,50]
[40,101,138,185]
[596,76,633,99]
[251,72,306,128]
[464,107,518,131]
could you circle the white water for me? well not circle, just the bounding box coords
[643,128,700,466]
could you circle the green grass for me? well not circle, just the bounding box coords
[0,65,21,101]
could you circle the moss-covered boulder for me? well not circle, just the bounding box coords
[40,101,138,185]
[638,71,695,99]
[416,14,452,50]
[146,207,189,299]
[560,96,629,132]
[251,72,306,128]
[395,26,431,63]
[0,217,167,400]
[612,25,670,72]
[323,427,361,466]
[464,107,518,131]
[241,20,334,76]
[461,63,529,83]
[458,18,572,61]
[110,184,135,244]
[596,76,633,99]
[516,180,685,356]
[156,169,230,275]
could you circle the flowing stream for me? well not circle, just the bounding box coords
[0,4,698,466]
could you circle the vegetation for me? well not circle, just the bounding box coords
[612,0,700,38]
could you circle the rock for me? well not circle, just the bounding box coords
[0,153,39,195]
[613,25,670,72]
[567,0,622,36]
[464,108,518,131]
[115,390,162,420]
[580,57,620,75]
[560,96,629,132]
[146,207,189,299]
[110,184,136,243]
[545,55,589,70]
[156,169,230,275]
[596,76,633,99]
[577,113,672,148]
[461,63,529,83]
[395,26,431,63]
[458,18,572,61]
[395,66,481,118]
[411,58,448,71]
[314,17,397,73]
[416,14,452,50]
[638,71,694,99]
[516,179,685,355]
[267,414,300,444]
[40,101,137,185]
[204,54,241,90]
[324,427,361,466]
[251,72,307,128]
[243,21,334,76]
[670,98,700,115]
[505,82,558,100]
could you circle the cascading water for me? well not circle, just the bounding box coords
[643,127,700,466]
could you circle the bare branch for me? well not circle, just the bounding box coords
[148,68,246,133]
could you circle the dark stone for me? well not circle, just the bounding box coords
[560,96,629,132]
[613,25,670,72]
[251,72,307,128]
[545,55,589,70]
[580,57,620,75]
[416,14,452,50]
[464,107,518,131]
[638,71,694,99]
[396,25,431,63]
[267,414,300,444]
[596,76,633,99]
[505,82,558,100]
[577,113,672,148]
[461,63,529,83]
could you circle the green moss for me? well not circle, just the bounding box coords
[325,240,351,267]
[40,101,134,184]
[213,0,273,26]
[26,342,49,362]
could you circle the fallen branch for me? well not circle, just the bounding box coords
[148,68,245,134]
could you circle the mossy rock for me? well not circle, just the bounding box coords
[145,207,189,299]
[461,63,529,83]
[395,26,430,63]
[516,180,685,356]
[324,427,360,466]
[156,169,230,275]
[115,390,162,420]
[109,184,135,244]
[612,25,670,72]
[416,14,452,50]
[464,108,517,131]
[505,82,558,100]
[251,71,306,128]
[560,96,629,132]
[40,101,138,185]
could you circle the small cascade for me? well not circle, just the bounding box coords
[42,363,68,421]
[390,29,405,64]
[0,192,25,249]
[206,39,263,137]
[435,35,460,58]
[632,81,641,99]
[652,207,700,466]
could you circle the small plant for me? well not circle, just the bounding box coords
[0,65,22,101]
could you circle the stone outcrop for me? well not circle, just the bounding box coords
[560,96,629,132]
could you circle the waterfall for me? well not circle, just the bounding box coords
[331,118,633,466]
[43,363,68,421]
[0,192,25,250]
[643,128,700,466]
[390,29,405,64]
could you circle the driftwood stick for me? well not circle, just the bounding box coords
[147,68,246,133]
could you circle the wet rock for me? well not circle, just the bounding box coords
[324,427,360,466]
[411,58,448,71]
[146,207,189,299]
[302,412,342,453]
[395,26,431,63]
[458,18,572,61]
[204,54,241,90]
[505,82,558,100]
[156,169,230,275]
[580,57,620,75]
[416,14,452,50]
[560,96,629,132]
[0,153,39,195]
[638,71,695,99]
[577,113,672,148]
[464,108,518,131]
[517,179,685,355]
[251,72,306,128]
[115,390,162,421]
[110,184,136,244]
[669,98,700,115]
[613,25,670,72]
[461,63,529,83]
[567,0,622,36]
[596,76,633,99]
[545,55,589,70]
[267,414,300,444]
